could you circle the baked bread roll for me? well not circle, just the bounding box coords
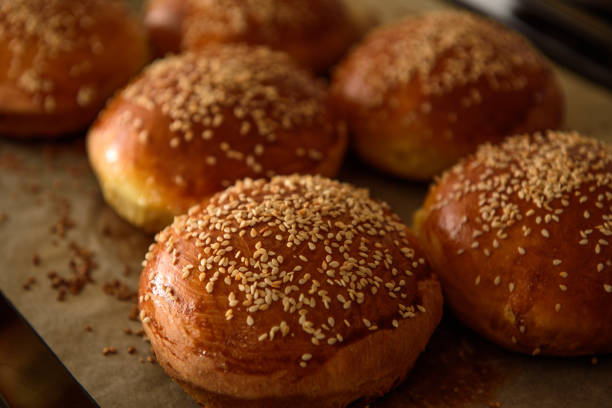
[139,175,443,408]
[414,131,612,356]
[331,11,564,180]
[87,45,347,232]
[0,0,149,137]
[144,0,359,72]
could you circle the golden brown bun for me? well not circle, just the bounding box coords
[414,131,612,356]
[87,46,347,233]
[0,0,149,138]
[139,175,443,408]
[331,11,564,180]
[144,0,359,72]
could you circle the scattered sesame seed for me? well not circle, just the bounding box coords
[143,175,431,363]
[337,11,547,107]
[120,46,341,185]
[427,131,612,331]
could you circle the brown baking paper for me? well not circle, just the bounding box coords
[1,1,611,407]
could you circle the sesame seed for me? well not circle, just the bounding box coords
[426,131,612,329]
[144,175,434,357]
[338,11,547,106]
[118,45,339,186]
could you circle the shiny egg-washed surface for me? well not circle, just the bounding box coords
[0,0,611,407]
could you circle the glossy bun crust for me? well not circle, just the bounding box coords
[414,131,612,356]
[331,11,564,180]
[0,0,149,137]
[87,46,347,232]
[139,175,443,408]
[144,0,358,72]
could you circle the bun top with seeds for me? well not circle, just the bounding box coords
[0,0,149,137]
[87,45,347,232]
[138,175,442,407]
[415,131,612,356]
[144,0,359,72]
[331,10,564,180]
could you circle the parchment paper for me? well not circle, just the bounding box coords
[1,1,611,407]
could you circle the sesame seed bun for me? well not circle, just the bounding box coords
[143,0,360,72]
[331,11,564,180]
[87,45,347,233]
[414,131,612,356]
[138,174,443,408]
[0,0,149,138]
